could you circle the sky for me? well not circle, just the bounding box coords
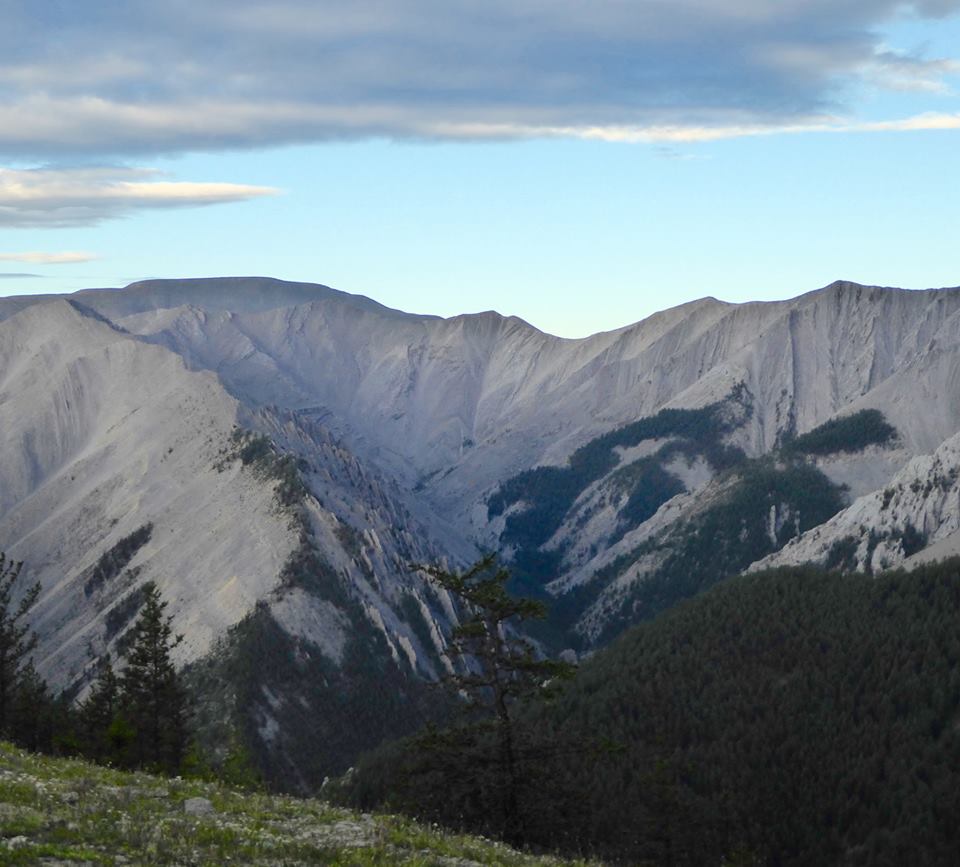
[0,1,958,337]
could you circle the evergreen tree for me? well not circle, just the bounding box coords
[79,656,120,762]
[9,660,60,753]
[412,554,575,844]
[0,552,40,737]
[118,582,187,773]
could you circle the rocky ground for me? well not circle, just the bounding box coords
[0,744,595,866]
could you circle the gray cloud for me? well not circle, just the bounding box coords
[0,166,278,228]
[0,0,957,157]
[0,273,42,279]
[870,50,960,92]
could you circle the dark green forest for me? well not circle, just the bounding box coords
[487,400,747,558]
[515,407,901,649]
[489,398,902,650]
[342,559,960,866]
[782,409,897,457]
[1,405,946,866]
[586,458,849,644]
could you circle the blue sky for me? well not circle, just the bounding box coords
[1,1,958,337]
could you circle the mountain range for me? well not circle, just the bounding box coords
[3,276,960,788]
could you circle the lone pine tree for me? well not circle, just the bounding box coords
[412,554,575,844]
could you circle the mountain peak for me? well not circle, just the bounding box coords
[74,276,412,319]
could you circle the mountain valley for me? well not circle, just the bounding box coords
[3,276,960,789]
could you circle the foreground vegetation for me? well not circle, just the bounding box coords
[344,558,960,866]
[0,742,596,866]
[1,552,189,779]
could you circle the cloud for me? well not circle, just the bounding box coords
[869,50,960,93]
[0,166,278,228]
[504,110,960,144]
[0,251,98,264]
[0,1,956,156]
[0,273,42,279]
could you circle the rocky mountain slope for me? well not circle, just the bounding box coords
[65,279,960,544]
[3,276,960,781]
[755,429,960,575]
[0,295,461,789]
[0,300,297,674]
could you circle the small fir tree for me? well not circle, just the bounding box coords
[9,660,55,751]
[79,656,120,761]
[119,582,188,773]
[0,552,41,737]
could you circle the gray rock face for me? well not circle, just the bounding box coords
[7,279,960,519]
[755,430,960,574]
[0,300,299,682]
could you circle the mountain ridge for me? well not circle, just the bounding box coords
[4,274,960,785]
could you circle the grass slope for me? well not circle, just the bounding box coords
[0,743,596,866]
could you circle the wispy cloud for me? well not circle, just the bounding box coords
[0,251,98,264]
[487,111,960,145]
[0,166,278,228]
[0,1,956,156]
[0,273,42,279]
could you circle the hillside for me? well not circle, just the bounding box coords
[0,742,593,866]
[347,558,960,865]
[0,298,461,791]
[532,558,960,865]
[756,426,960,575]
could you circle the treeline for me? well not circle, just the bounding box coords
[487,400,747,563]
[782,408,898,457]
[1,553,193,777]
[589,457,848,643]
[342,558,960,865]
[553,455,848,645]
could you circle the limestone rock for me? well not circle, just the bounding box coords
[183,797,214,816]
